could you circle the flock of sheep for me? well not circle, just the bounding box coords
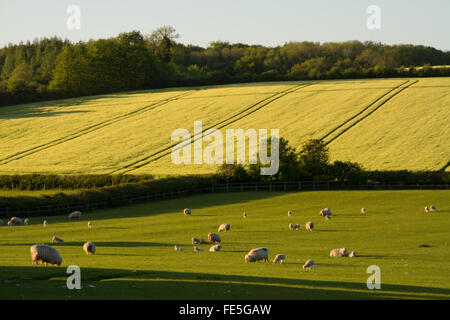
[1,202,440,269]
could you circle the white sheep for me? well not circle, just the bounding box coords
[208,233,221,243]
[9,217,23,226]
[87,221,92,228]
[24,218,29,225]
[192,237,201,245]
[303,259,316,270]
[68,211,82,219]
[330,248,348,257]
[273,254,286,264]
[245,248,269,263]
[30,244,62,266]
[209,244,221,252]
[361,208,366,214]
[43,220,48,228]
[83,242,96,255]
[183,208,191,216]
[52,236,64,243]
[348,251,357,258]
[424,206,429,213]
[430,205,437,212]
[194,246,203,252]
[288,210,292,217]
[305,221,314,231]
[243,212,247,219]
[218,223,230,232]
[174,245,184,251]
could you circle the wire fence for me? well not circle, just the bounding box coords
[0,181,448,219]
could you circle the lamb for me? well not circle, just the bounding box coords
[218,223,230,232]
[430,205,437,212]
[68,211,82,219]
[83,242,96,255]
[88,221,92,228]
[243,212,247,219]
[24,218,29,225]
[30,244,62,266]
[192,237,201,245]
[305,221,314,231]
[273,254,286,264]
[174,245,184,251]
[348,251,357,258]
[208,233,221,243]
[194,246,203,252]
[43,220,48,228]
[424,206,429,213]
[9,217,23,226]
[52,236,64,243]
[183,208,191,216]
[361,208,366,214]
[209,244,221,252]
[303,259,316,270]
[330,248,348,257]
[245,248,269,263]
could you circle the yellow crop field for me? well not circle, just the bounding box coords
[0,78,448,175]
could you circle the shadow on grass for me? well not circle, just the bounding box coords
[0,266,449,300]
[0,241,174,248]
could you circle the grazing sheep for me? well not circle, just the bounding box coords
[183,208,191,216]
[83,242,96,255]
[174,245,184,251]
[9,217,23,226]
[68,211,82,219]
[245,248,269,263]
[218,223,230,232]
[320,208,332,217]
[192,237,201,245]
[348,251,357,258]
[209,244,221,252]
[43,220,48,228]
[273,254,286,264]
[303,259,316,270]
[430,205,437,212]
[30,244,62,266]
[52,236,64,243]
[24,218,29,225]
[87,221,92,228]
[194,246,203,252]
[361,208,366,214]
[208,233,221,243]
[288,210,292,217]
[243,212,247,219]
[424,206,429,213]
[305,221,314,231]
[330,248,348,257]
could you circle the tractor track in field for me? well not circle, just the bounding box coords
[111,83,314,174]
[322,80,419,146]
[0,91,193,166]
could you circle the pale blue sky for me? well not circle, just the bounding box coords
[1,0,449,50]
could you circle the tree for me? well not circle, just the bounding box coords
[299,139,330,179]
[146,26,180,62]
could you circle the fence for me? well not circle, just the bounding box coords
[0,181,448,219]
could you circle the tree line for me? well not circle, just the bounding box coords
[1,26,450,107]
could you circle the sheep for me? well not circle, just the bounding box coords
[361,208,366,214]
[88,221,92,228]
[192,237,201,245]
[43,220,48,228]
[209,244,221,252]
[273,254,286,264]
[83,242,96,255]
[348,251,357,258]
[305,221,314,231]
[424,206,429,213]
[24,218,29,225]
[52,236,64,243]
[288,210,292,217]
[330,248,348,257]
[294,224,301,230]
[320,208,332,217]
[68,211,82,219]
[289,223,295,231]
[218,223,230,232]
[243,212,247,219]
[9,217,23,226]
[30,244,62,266]
[303,259,316,270]
[194,246,204,252]
[208,233,221,244]
[174,245,184,251]
[430,205,437,212]
[245,248,269,263]
[183,208,191,216]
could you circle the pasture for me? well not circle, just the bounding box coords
[0,78,449,175]
[0,190,449,300]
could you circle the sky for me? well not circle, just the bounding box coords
[0,0,449,51]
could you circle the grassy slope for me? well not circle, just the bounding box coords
[0,190,449,299]
[0,78,448,174]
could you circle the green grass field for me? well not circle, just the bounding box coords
[1,190,449,300]
[0,78,448,175]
